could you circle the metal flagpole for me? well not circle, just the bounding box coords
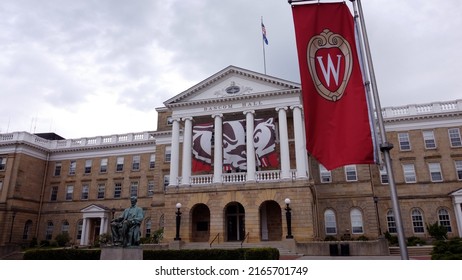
[351,0,409,260]
[261,16,267,75]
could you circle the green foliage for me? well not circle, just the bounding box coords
[143,248,279,260]
[406,236,426,246]
[384,231,398,246]
[244,248,280,260]
[29,237,38,248]
[426,222,448,241]
[324,235,337,241]
[98,233,112,245]
[39,240,51,247]
[153,228,164,244]
[55,232,71,247]
[431,237,462,260]
[23,249,101,260]
[356,235,369,241]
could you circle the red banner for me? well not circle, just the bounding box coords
[292,2,375,170]
[192,122,213,173]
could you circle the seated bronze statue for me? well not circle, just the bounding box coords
[111,196,144,247]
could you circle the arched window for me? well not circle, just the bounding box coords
[145,219,152,238]
[61,220,70,234]
[45,221,54,240]
[350,208,364,234]
[438,208,452,233]
[324,209,337,234]
[386,210,396,233]
[411,209,425,233]
[23,220,33,240]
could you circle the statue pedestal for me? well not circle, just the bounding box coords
[100,246,143,260]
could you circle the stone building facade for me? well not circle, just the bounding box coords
[0,66,461,249]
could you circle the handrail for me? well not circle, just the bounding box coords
[210,233,220,248]
[240,232,250,248]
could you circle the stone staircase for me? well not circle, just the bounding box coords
[182,241,303,258]
[389,246,433,258]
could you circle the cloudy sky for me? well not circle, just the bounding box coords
[1,0,461,139]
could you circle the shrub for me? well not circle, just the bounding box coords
[24,249,101,260]
[406,236,426,246]
[98,233,112,246]
[356,235,369,241]
[384,231,398,246]
[324,235,337,241]
[153,228,164,244]
[431,237,462,260]
[55,232,71,247]
[426,222,448,241]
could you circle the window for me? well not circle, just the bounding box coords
[116,157,124,172]
[438,208,452,233]
[324,209,337,234]
[50,186,58,201]
[386,210,397,233]
[167,116,174,126]
[164,146,172,162]
[132,155,140,171]
[100,158,108,173]
[163,175,170,189]
[130,181,138,197]
[379,166,389,184]
[23,220,33,240]
[145,219,152,238]
[319,164,332,183]
[147,180,154,196]
[76,220,83,240]
[46,221,54,240]
[448,128,462,147]
[350,208,364,234]
[114,182,122,198]
[422,130,436,149]
[428,162,443,182]
[81,184,89,200]
[344,165,358,182]
[69,161,76,175]
[0,181,2,192]
[402,164,417,183]
[0,156,6,171]
[411,209,425,233]
[54,162,61,176]
[455,160,462,181]
[398,132,411,151]
[149,154,156,169]
[61,220,70,234]
[65,185,74,201]
[97,183,105,199]
[84,159,92,174]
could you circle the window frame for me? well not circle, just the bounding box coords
[402,163,417,183]
[100,158,108,173]
[84,159,92,174]
[116,157,124,172]
[132,155,141,171]
[97,183,105,199]
[50,186,58,201]
[448,128,462,148]
[114,182,122,198]
[386,210,397,233]
[65,185,74,201]
[319,164,332,183]
[344,165,358,182]
[54,162,62,176]
[428,162,443,182]
[324,209,337,235]
[398,132,411,151]
[164,146,172,162]
[69,160,76,175]
[455,160,462,181]
[438,208,452,233]
[350,208,364,234]
[422,130,437,149]
[411,209,425,233]
[81,184,89,200]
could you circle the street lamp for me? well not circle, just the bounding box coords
[174,203,182,241]
[284,198,293,239]
[9,211,17,243]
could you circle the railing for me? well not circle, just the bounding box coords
[210,233,220,248]
[222,172,246,183]
[381,99,462,118]
[240,232,250,248]
[256,170,280,181]
[190,174,213,185]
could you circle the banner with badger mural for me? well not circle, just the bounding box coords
[192,122,213,172]
[223,118,278,172]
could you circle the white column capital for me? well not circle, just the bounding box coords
[243,110,255,115]
[182,116,193,122]
[290,104,303,110]
[276,106,288,112]
[211,113,223,119]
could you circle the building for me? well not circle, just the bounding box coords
[1,66,461,251]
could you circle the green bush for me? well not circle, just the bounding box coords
[55,232,71,247]
[406,236,426,246]
[431,237,462,260]
[324,235,337,241]
[426,222,448,241]
[24,249,101,260]
[384,231,398,246]
[356,235,369,241]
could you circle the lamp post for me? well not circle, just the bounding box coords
[9,211,17,243]
[174,203,182,241]
[373,196,382,236]
[285,198,293,239]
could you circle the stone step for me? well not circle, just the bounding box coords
[389,246,433,256]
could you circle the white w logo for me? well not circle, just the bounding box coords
[316,54,342,87]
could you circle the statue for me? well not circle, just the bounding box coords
[111,196,144,247]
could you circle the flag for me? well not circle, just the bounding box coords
[261,22,269,45]
[291,2,376,170]
[192,122,213,172]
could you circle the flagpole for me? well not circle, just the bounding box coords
[352,0,409,260]
[261,17,267,75]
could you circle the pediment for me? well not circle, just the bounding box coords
[450,188,462,196]
[81,204,109,213]
[164,65,300,107]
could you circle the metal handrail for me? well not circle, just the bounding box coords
[210,233,220,248]
[240,232,250,248]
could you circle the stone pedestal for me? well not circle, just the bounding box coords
[169,240,184,250]
[100,247,143,260]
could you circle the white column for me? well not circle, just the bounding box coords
[80,218,89,246]
[169,118,180,186]
[181,117,193,186]
[99,216,107,235]
[291,105,308,179]
[277,107,291,180]
[244,110,256,182]
[453,201,462,237]
[212,113,223,184]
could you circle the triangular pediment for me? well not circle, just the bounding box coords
[81,204,109,213]
[164,65,300,107]
[450,188,462,196]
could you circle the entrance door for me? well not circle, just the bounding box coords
[225,202,245,241]
[260,201,282,241]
